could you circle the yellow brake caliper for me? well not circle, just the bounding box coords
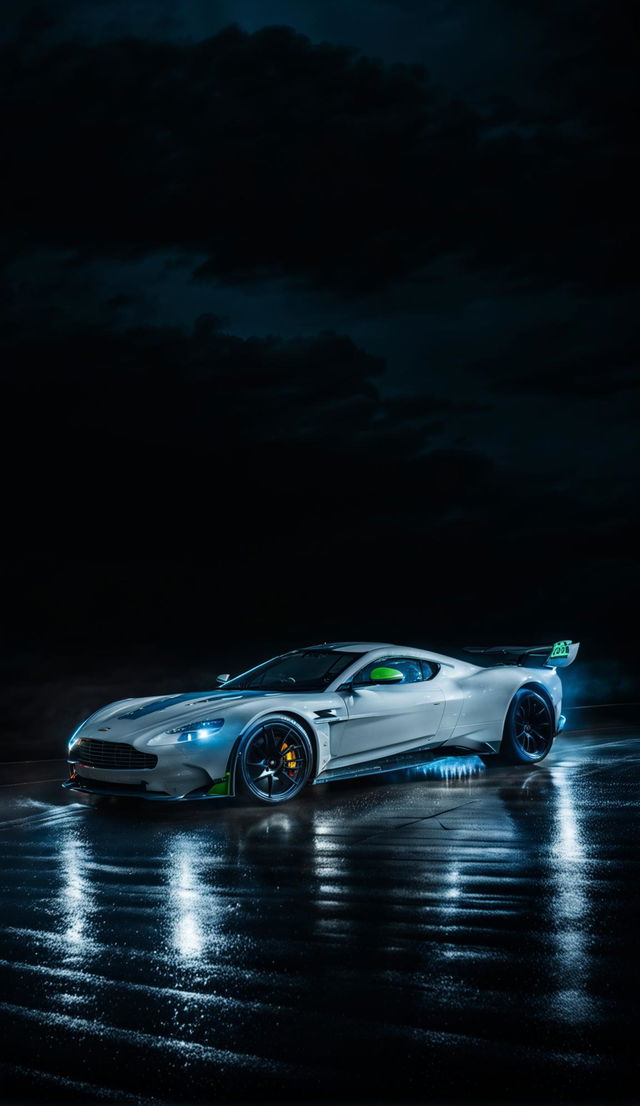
[281,742,297,777]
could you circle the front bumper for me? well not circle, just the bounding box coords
[65,736,235,799]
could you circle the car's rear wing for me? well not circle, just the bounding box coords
[463,640,580,668]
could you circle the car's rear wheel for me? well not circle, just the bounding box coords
[499,688,555,764]
[237,715,313,804]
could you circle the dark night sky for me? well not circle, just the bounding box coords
[1,0,638,700]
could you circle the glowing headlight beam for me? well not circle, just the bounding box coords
[148,719,225,746]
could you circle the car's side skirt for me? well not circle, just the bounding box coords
[313,742,459,784]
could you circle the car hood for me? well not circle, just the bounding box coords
[80,689,280,742]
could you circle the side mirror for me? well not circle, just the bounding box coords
[370,666,404,684]
[216,673,230,685]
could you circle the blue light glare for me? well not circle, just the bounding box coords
[67,720,87,750]
[413,755,486,780]
[168,719,225,742]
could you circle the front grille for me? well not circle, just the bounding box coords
[70,738,157,771]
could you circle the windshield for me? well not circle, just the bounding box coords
[225,649,363,692]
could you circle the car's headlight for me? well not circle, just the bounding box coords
[147,719,225,746]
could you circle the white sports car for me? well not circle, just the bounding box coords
[63,639,579,805]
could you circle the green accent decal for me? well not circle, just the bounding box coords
[370,666,404,683]
[207,772,231,796]
[549,640,571,660]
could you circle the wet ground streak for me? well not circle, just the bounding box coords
[0,714,638,1102]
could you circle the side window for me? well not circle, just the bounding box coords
[420,660,441,681]
[353,657,424,686]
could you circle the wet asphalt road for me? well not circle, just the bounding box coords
[0,712,638,1105]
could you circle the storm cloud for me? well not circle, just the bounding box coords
[0,2,637,684]
[2,19,634,293]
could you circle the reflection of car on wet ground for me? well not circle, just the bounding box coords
[64,639,579,805]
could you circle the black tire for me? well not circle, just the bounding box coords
[499,688,555,764]
[236,715,314,804]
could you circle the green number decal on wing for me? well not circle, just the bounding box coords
[549,640,571,660]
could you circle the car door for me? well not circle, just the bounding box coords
[333,656,445,761]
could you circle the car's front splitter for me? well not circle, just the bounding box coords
[62,771,232,801]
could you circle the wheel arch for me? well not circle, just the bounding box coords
[519,680,555,712]
[273,710,320,778]
[225,709,321,792]
[499,680,555,749]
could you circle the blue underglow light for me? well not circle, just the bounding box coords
[414,755,486,780]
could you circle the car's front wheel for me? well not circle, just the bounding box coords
[499,688,555,764]
[237,715,313,804]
